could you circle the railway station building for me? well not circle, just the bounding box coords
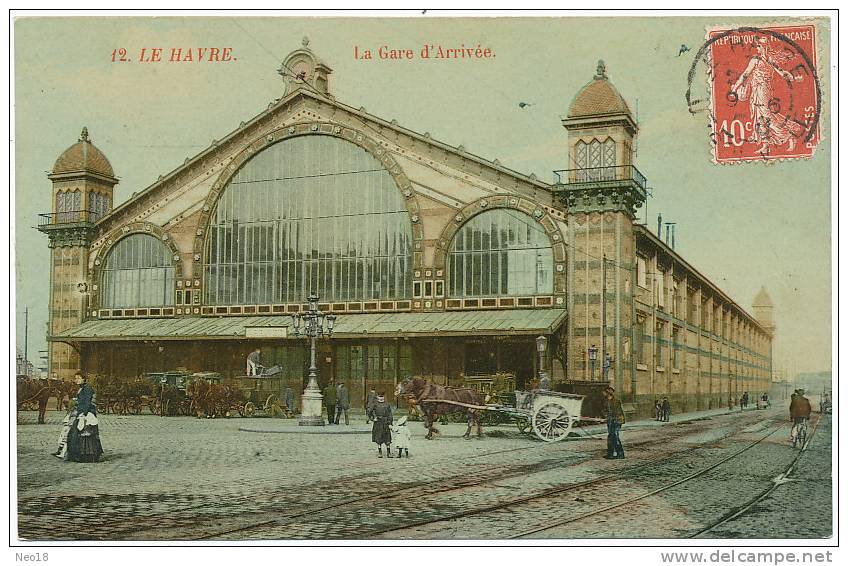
[39,41,774,417]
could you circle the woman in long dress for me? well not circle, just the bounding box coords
[731,36,803,155]
[64,373,103,463]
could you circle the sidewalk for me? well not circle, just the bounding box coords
[568,405,767,439]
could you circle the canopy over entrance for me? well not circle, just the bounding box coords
[51,309,567,342]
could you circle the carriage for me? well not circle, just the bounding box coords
[224,366,291,418]
[486,389,587,442]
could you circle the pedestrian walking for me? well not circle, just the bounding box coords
[661,396,671,422]
[62,373,103,463]
[604,385,625,459]
[653,399,661,421]
[335,382,350,425]
[392,415,412,458]
[322,381,337,425]
[284,386,294,414]
[371,392,393,458]
[365,388,377,423]
[742,391,749,410]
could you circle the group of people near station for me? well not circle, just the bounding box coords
[652,397,671,422]
[322,383,412,458]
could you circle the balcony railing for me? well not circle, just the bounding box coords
[38,210,101,227]
[553,165,647,191]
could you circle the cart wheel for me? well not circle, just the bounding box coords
[264,394,279,412]
[244,402,256,417]
[531,401,573,442]
[515,416,531,435]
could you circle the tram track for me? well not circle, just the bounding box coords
[688,413,823,539]
[362,414,787,539]
[196,410,780,540]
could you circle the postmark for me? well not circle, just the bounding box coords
[686,25,821,163]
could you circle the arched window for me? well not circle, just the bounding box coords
[101,234,175,308]
[88,192,110,222]
[56,189,81,223]
[204,135,412,305]
[575,140,587,169]
[448,209,553,298]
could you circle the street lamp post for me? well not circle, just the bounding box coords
[588,344,598,381]
[291,293,336,426]
[535,336,549,390]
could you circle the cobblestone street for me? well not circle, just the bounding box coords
[15,404,832,541]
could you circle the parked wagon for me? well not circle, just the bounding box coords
[225,366,291,418]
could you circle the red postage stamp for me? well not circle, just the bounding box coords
[707,25,821,163]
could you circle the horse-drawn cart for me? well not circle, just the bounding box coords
[487,389,586,442]
[224,366,290,418]
[399,377,587,443]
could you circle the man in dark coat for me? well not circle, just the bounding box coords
[365,388,378,423]
[284,386,294,414]
[789,388,812,437]
[661,396,671,422]
[322,382,337,425]
[335,383,350,425]
[371,392,393,458]
[604,386,625,459]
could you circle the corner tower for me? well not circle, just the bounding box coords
[555,61,647,396]
[39,127,117,378]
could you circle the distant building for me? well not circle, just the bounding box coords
[16,348,38,378]
[39,42,774,415]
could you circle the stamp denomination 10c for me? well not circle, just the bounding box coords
[707,25,821,163]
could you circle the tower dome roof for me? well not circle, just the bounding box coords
[753,286,774,308]
[51,127,115,179]
[568,60,633,118]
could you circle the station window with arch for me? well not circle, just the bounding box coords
[100,234,176,308]
[574,138,617,182]
[56,189,82,223]
[203,135,413,305]
[447,208,554,298]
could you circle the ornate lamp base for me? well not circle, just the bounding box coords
[298,387,325,426]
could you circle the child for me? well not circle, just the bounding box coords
[392,415,412,458]
[53,398,76,459]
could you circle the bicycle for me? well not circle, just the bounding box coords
[791,417,809,449]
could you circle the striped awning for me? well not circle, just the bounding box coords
[50,309,567,342]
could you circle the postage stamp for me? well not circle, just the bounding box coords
[706,25,821,163]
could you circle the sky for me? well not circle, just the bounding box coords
[13,15,833,376]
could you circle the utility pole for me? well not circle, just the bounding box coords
[601,254,607,379]
[24,307,28,369]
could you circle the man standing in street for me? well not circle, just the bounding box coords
[365,388,378,423]
[661,396,671,422]
[604,385,625,459]
[371,392,394,458]
[323,381,337,425]
[335,382,350,425]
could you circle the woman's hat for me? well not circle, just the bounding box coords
[397,416,408,426]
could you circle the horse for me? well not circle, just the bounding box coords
[16,377,61,424]
[395,377,485,440]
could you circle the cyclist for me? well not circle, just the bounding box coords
[789,388,812,446]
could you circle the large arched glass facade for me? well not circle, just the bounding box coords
[100,234,176,308]
[204,135,412,305]
[448,209,553,297]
